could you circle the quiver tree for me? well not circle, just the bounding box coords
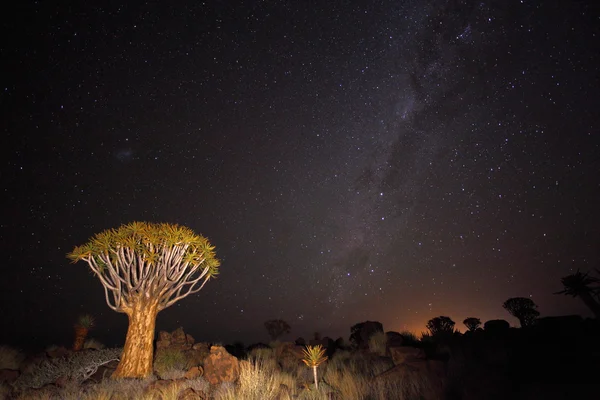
[67,222,220,378]
[73,314,95,351]
[555,270,600,319]
[426,316,455,337]
[502,297,539,327]
[463,317,481,332]
[264,319,291,341]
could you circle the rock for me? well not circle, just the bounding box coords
[184,366,203,379]
[192,342,210,352]
[157,327,195,351]
[203,346,240,385]
[389,346,425,365]
[0,368,19,383]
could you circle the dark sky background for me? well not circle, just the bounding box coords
[1,1,599,351]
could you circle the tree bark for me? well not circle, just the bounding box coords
[112,298,159,378]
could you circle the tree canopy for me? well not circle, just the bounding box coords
[67,221,220,313]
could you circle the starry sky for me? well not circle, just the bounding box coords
[1,1,599,350]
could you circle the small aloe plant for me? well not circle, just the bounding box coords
[302,344,328,390]
[73,314,95,351]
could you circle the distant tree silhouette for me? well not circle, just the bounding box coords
[502,297,539,327]
[555,270,600,319]
[349,321,383,348]
[426,316,455,337]
[264,319,291,341]
[463,317,481,331]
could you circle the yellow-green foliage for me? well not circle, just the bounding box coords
[368,331,388,356]
[302,345,328,368]
[154,348,187,378]
[76,314,95,329]
[67,221,220,279]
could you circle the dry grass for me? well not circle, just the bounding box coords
[368,331,388,356]
[214,354,283,400]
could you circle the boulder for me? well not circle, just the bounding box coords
[157,327,195,351]
[184,366,203,379]
[389,346,425,365]
[202,346,240,385]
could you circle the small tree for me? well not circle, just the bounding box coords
[67,222,220,378]
[463,317,481,332]
[73,314,95,351]
[426,316,455,337]
[264,319,291,341]
[349,321,383,348]
[555,270,600,318]
[502,297,539,327]
[302,345,327,390]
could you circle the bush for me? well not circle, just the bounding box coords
[399,331,419,346]
[153,348,187,378]
[12,348,122,391]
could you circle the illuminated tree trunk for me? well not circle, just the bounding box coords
[112,299,159,378]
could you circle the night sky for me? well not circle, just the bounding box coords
[2,1,599,350]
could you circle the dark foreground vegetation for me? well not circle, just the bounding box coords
[1,315,599,399]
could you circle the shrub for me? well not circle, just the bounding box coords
[153,348,187,379]
[399,331,419,345]
[12,347,122,391]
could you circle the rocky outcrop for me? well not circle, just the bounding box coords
[155,328,210,369]
[202,346,240,385]
[156,327,195,351]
